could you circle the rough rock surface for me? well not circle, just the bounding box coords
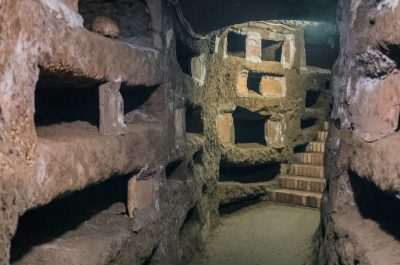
[182,22,330,209]
[0,1,208,265]
[320,0,400,264]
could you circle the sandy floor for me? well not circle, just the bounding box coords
[190,202,320,265]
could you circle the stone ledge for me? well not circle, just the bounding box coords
[12,203,159,265]
[218,181,276,205]
[341,131,400,195]
[36,0,164,87]
[27,121,164,211]
[221,144,291,165]
[332,206,400,265]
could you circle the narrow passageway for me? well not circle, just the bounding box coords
[190,202,320,265]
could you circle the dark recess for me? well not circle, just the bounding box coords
[349,170,400,240]
[305,90,321,108]
[120,84,159,114]
[233,107,268,145]
[246,72,263,94]
[176,37,198,75]
[179,204,200,235]
[10,174,131,262]
[325,81,330,90]
[301,117,318,129]
[192,150,203,165]
[293,143,308,153]
[380,44,400,67]
[227,32,246,58]
[261,40,283,62]
[186,104,204,134]
[34,69,102,127]
[219,162,280,183]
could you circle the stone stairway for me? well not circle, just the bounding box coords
[267,121,329,208]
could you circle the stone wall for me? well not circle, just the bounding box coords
[0,1,208,264]
[320,0,400,264]
[181,21,331,214]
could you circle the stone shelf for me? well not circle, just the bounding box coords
[27,121,164,210]
[221,144,291,165]
[218,181,277,205]
[332,206,400,264]
[37,0,164,88]
[341,132,400,195]
[12,203,158,265]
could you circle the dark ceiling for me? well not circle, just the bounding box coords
[178,0,338,34]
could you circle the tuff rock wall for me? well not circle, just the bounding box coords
[0,1,211,264]
[320,0,400,264]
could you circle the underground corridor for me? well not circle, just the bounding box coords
[1,0,400,265]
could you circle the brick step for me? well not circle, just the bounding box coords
[316,131,328,142]
[295,152,324,165]
[322,121,329,131]
[306,141,325,153]
[279,176,326,192]
[267,188,322,208]
[290,164,324,178]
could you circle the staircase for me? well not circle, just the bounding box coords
[267,121,329,208]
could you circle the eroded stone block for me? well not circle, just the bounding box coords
[237,70,249,96]
[217,106,235,145]
[259,75,286,98]
[281,35,295,69]
[265,115,285,148]
[99,82,127,136]
[191,54,207,86]
[127,175,158,218]
[246,32,262,63]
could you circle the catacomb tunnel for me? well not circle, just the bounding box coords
[1,0,399,264]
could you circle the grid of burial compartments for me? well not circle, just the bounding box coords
[13,67,163,264]
[217,26,296,212]
[217,24,331,211]
[218,27,292,149]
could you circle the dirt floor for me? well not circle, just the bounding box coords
[189,202,320,265]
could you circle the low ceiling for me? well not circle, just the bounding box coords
[178,0,338,34]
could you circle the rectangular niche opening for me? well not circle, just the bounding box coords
[305,90,322,108]
[34,69,102,130]
[219,162,280,183]
[185,104,204,134]
[10,175,131,264]
[121,84,161,123]
[301,117,318,129]
[261,40,283,62]
[176,37,199,76]
[244,71,286,98]
[246,72,263,95]
[349,170,400,240]
[233,107,269,146]
[226,32,246,58]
